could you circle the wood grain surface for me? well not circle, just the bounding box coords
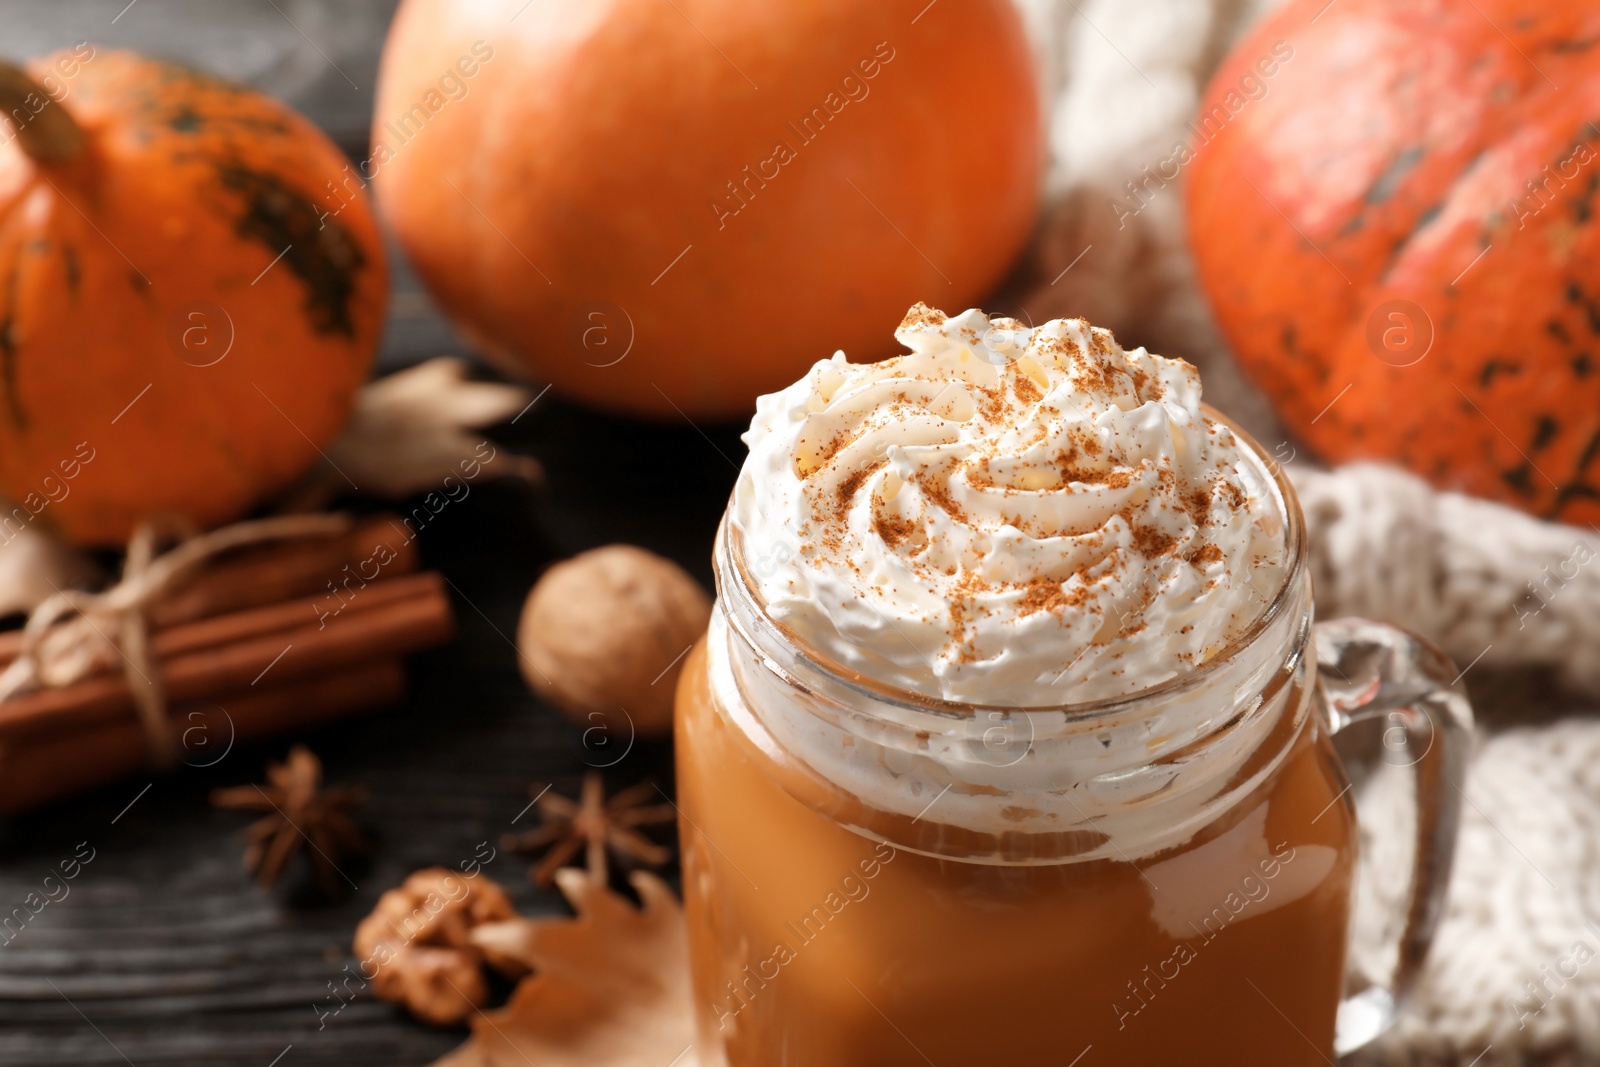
[0,383,739,1066]
[0,10,739,1032]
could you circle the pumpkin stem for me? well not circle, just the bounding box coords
[0,61,85,165]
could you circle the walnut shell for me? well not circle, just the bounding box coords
[516,545,710,738]
[352,867,521,1026]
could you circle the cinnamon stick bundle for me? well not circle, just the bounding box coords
[0,662,408,815]
[0,514,454,815]
[148,513,420,628]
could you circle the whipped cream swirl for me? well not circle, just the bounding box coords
[730,305,1286,706]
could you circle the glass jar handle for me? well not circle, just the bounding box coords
[1312,617,1474,1057]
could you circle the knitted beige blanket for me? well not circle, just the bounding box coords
[1300,467,1600,1067]
[1011,2,1600,1063]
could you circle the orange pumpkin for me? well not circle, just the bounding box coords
[371,0,1040,420]
[1187,0,1600,521]
[0,49,387,545]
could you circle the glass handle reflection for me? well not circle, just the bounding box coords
[1313,617,1474,1056]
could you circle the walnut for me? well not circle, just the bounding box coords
[516,545,711,738]
[353,867,522,1026]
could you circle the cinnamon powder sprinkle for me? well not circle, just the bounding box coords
[873,508,918,550]
[899,303,948,330]
[754,306,1271,695]
[833,460,885,516]
[1132,524,1177,559]
[1016,576,1093,616]
[1221,478,1247,510]
[915,471,969,525]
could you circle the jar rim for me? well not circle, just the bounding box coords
[715,405,1307,721]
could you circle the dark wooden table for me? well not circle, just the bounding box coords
[0,246,744,1066]
[1,3,744,1044]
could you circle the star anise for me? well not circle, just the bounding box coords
[502,772,676,885]
[211,744,368,897]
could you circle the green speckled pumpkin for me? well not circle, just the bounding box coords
[1187,0,1600,521]
[0,48,387,545]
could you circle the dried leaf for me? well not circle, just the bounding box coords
[435,869,700,1067]
[0,516,97,618]
[289,358,544,507]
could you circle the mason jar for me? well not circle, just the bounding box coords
[675,414,1471,1066]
